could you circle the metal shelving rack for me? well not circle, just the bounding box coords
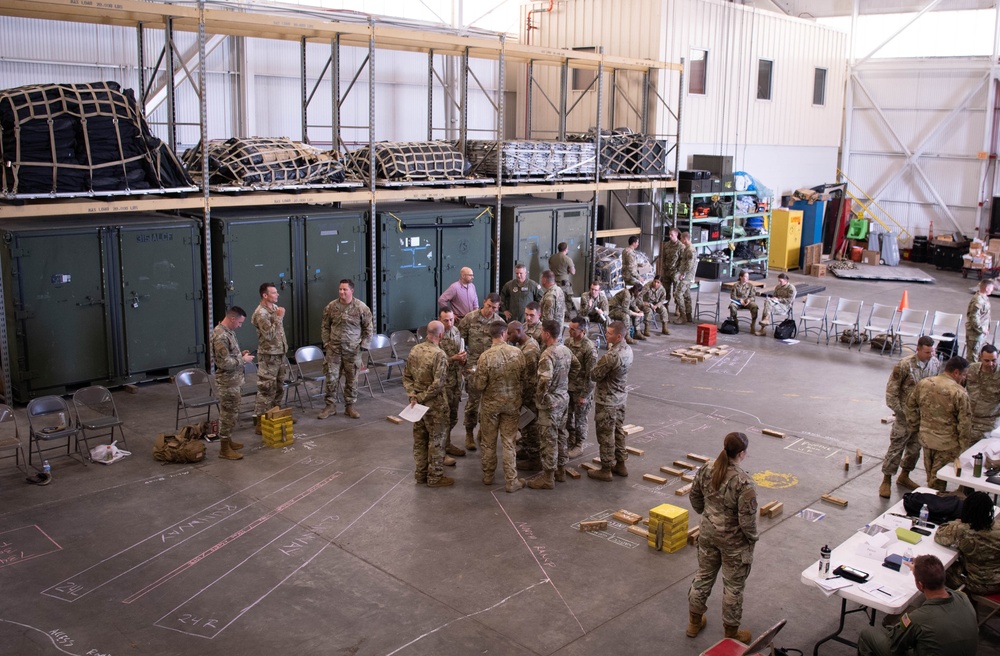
[678,190,771,279]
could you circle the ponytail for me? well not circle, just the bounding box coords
[710,432,749,491]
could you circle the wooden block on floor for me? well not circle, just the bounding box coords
[673,460,696,469]
[761,428,785,438]
[675,483,692,496]
[844,456,850,471]
[687,453,711,463]
[580,462,600,472]
[856,448,863,464]
[760,501,778,517]
[612,509,643,525]
[592,457,602,464]
[641,518,650,526]
[821,494,849,508]
[565,468,581,479]
[579,520,608,532]
[623,425,644,435]
[627,525,649,538]
[670,351,686,358]
[265,406,294,420]
[767,502,783,518]
[625,446,645,456]
[659,466,684,477]
[124,384,139,394]
[643,473,668,484]
[386,415,403,424]
[681,357,698,364]
[681,472,695,482]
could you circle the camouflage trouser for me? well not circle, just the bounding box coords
[567,393,592,448]
[518,402,539,460]
[444,379,462,437]
[923,445,961,492]
[609,309,642,334]
[672,279,692,319]
[643,305,670,330]
[662,272,676,306]
[586,311,607,327]
[688,536,754,627]
[464,373,482,433]
[324,346,361,405]
[480,405,519,485]
[967,331,986,364]
[254,353,289,416]
[217,385,240,439]
[413,406,447,483]
[729,300,758,323]
[557,280,574,318]
[761,298,791,324]
[594,404,627,468]
[537,403,569,471]
[881,416,921,476]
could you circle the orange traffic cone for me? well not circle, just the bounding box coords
[898,290,909,311]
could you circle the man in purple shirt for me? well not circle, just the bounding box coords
[438,267,479,319]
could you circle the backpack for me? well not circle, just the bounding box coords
[773,318,797,340]
[719,318,739,334]
[153,423,207,464]
[902,491,963,525]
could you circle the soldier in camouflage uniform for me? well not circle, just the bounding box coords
[640,276,671,335]
[403,321,453,488]
[758,272,796,332]
[658,227,681,310]
[507,321,541,471]
[459,293,501,452]
[966,280,994,364]
[438,309,467,457]
[539,270,567,325]
[523,302,543,343]
[729,269,760,334]
[528,320,579,489]
[548,242,577,307]
[687,432,758,644]
[621,235,642,287]
[588,321,634,481]
[319,279,373,419]
[499,264,542,323]
[609,284,647,343]
[673,232,697,324]
[566,316,598,458]
[965,344,1000,445]
[471,321,526,493]
[211,306,255,460]
[879,335,940,498]
[906,356,972,492]
[580,281,610,327]
[934,491,1000,595]
[251,283,290,433]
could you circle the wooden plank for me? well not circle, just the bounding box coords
[675,483,692,496]
[579,520,608,532]
[565,467,581,479]
[681,473,696,483]
[595,227,642,238]
[386,415,403,424]
[821,494,849,507]
[592,457,603,464]
[856,448,863,464]
[627,525,649,538]
[759,501,778,517]
[612,510,643,525]
[580,462,600,471]
[659,466,684,476]
[625,446,645,456]
[761,428,785,438]
[681,357,698,364]
[643,473,668,484]
[844,456,850,471]
[687,453,711,463]
[673,460,696,469]
[767,502,783,517]
[622,425,644,435]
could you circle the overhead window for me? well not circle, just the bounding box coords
[689,49,707,95]
[757,59,773,101]
[813,67,827,106]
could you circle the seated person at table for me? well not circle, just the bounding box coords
[933,490,1000,595]
[857,554,978,656]
[729,269,761,335]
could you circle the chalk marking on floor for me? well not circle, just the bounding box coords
[0,619,83,656]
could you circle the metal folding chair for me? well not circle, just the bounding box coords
[828,299,864,346]
[892,309,928,355]
[27,395,84,468]
[861,303,898,354]
[928,311,963,358]
[798,294,831,344]
[73,385,129,453]
[294,346,329,408]
[282,357,307,409]
[388,330,418,380]
[365,334,401,390]
[695,280,722,324]
[174,368,220,429]
[0,404,27,472]
[239,361,258,418]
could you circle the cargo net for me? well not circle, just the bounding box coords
[0,81,193,197]
[594,244,654,291]
[465,140,596,180]
[346,141,469,182]
[569,128,670,178]
[182,137,348,189]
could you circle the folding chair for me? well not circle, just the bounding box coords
[926,311,963,357]
[587,321,607,348]
[281,357,307,409]
[294,346,329,408]
[389,330,418,380]
[27,395,84,468]
[695,280,722,324]
[798,294,831,344]
[861,303,898,354]
[828,299,864,346]
[972,591,1000,630]
[700,618,786,656]
[73,386,128,453]
[365,334,401,390]
[892,308,928,355]
[174,368,220,429]
[356,351,376,399]
[0,404,27,472]
[239,361,258,418]
[415,326,428,343]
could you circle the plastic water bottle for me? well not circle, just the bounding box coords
[819,544,831,576]
[919,504,930,527]
[42,460,51,475]
[105,445,113,462]
[903,547,914,568]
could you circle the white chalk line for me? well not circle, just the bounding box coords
[0,619,82,656]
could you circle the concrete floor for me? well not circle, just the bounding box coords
[1,260,1000,656]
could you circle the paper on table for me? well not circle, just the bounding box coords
[815,576,854,597]
[874,515,913,531]
[399,403,429,423]
[859,580,907,604]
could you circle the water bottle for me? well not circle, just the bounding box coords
[819,544,831,576]
[42,460,51,476]
[105,445,113,462]
[919,504,929,527]
[903,547,914,567]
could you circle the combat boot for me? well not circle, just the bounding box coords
[427,476,454,488]
[445,443,466,457]
[219,438,243,460]
[483,472,494,485]
[661,324,670,335]
[750,321,758,335]
[252,415,261,436]
[879,474,892,499]
[517,457,543,472]
[506,477,526,493]
[588,466,613,482]
[634,330,647,341]
[443,456,456,467]
[686,311,693,323]
[642,325,651,337]
[625,335,636,344]
[673,313,686,325]
[466,430,478,452]
[686,612,707,638]
[612,460,629,477]
[255,422,262,435]
[527,470,555,490]
[344,404,360,419]
[317,403,336,419]
[567,444,584,458]
[897,471,919,490]
[724,625,751,643]
[229,436,244,450]
[555,467,566,482]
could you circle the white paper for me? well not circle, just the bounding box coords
[874,514,913,531]
[815,576,854,597]
[780,339,800,344]
[518,406,536,430]
[859,580,907,604]
[855,542,887,561]
[399,403,429,423]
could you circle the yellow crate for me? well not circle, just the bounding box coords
[261,416,294,448]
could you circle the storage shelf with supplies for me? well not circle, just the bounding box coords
[675,190,771,279]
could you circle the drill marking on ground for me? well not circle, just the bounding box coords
[0,525,62,569]
[706,348,754,375]
[0,619,88,656]
[570,510,641,549]
[783,438,842,459]
[493,491,586,635]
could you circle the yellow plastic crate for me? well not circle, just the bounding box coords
[261,415,294,448]
[650,504,689,523]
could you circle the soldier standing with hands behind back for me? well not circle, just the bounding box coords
[212,306,255,461]
[319,279,373,420]
[252,282,289,434]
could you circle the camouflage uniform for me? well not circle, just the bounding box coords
[580,291,609,326]
[439,324,464,433]
[251,303,290,416]
[516,337,542,462]
[320,298,374,405]
[761,282,797,324]
[536,343,577,471]
[403,341,449,484]
[609,288,643,334]
[688,458,759,628]
[212,323,245,440]
[857,589,978,656]
[729,280,759,323]
[659,238,682,306]
[882,354,940,476]
[934,519,1000,595]
[524,320,543,344]
[459,310,495,435]
[548,252,576,300]
[673,242,697,321]
[621,247,641,287]
[566,333,598,450]
[966,292,992,364]
[965,361,1000,443]
[540,284,566,325]
[499,278,542,323]
[640,281,670,329]
[905,373,972,491]
[472,342,525,486]
[591,339,633,468]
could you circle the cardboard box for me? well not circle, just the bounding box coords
[808,263,828,277]
[861,249,881,266]
[989,238,1000,251]
[803,243,822,268]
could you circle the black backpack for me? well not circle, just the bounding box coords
[902,491,963,525]
[719,318,739,334]
[773,319,797,340]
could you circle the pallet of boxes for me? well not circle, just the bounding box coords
[962,238,1000,280]
[260,407,294,448]
[803,243,825,278]
[647,503,689,553]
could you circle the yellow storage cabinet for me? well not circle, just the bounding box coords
[768,208,803,271]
